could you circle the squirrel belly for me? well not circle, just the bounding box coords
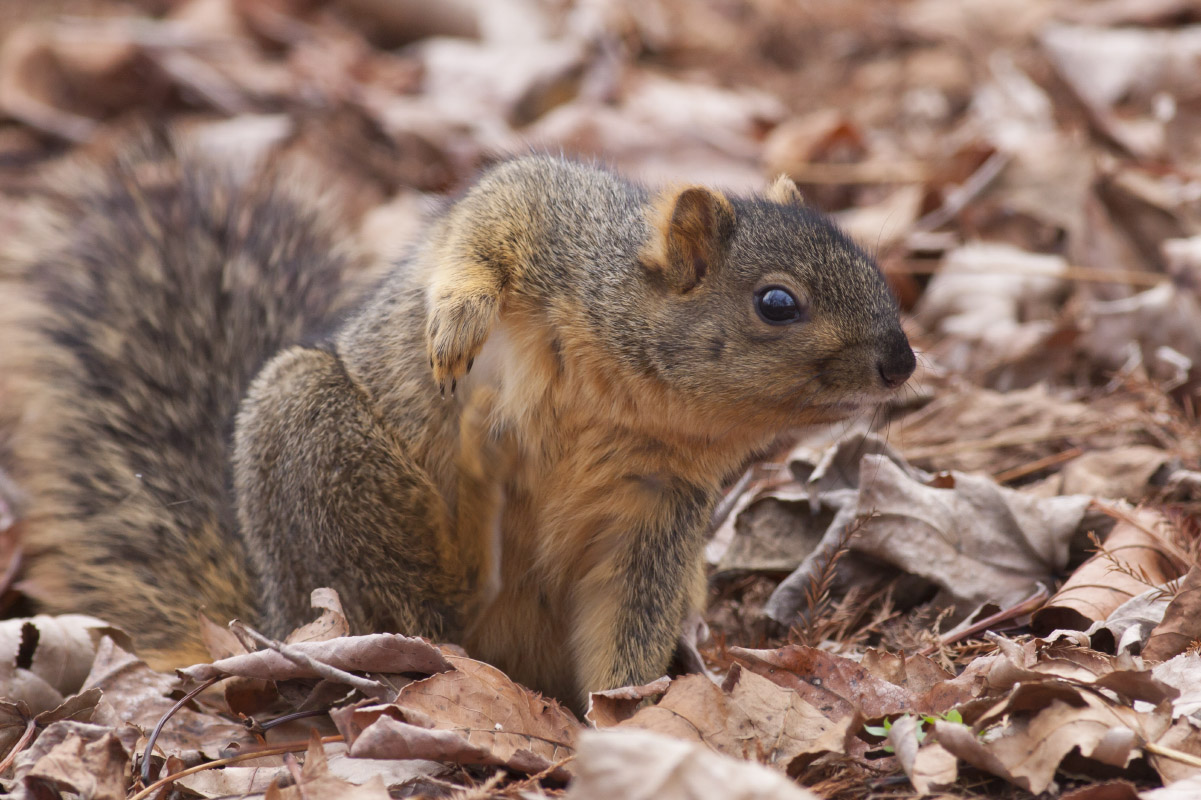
[3,135,914,708]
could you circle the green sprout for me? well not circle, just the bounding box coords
[864,709,964,753]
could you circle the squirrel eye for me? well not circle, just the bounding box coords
[754,286,805,325]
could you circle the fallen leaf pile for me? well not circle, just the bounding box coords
[0,0,1199,797]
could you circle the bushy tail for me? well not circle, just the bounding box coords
[0,128,378,667]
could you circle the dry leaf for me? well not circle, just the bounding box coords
[1041,24,1201,160]
[272,733,392,800]
[730,646,913,721]
[722,665,858,772]
[861,650,956,695]
[285,588,351,644]
[179,632,452,684]
[417,36,589,130]
[20,729,128,800]
[915,243,1067,378]
[937,681,1171,794]
[898,383,1147,476]
[612,667,857,770]
[332,656,578,778]
[888,714,958,794]
[980,635,1178,706]
[330,0,479,47]
[1146,714,1201,786]
[613,674,739,748]
[1034,510,1184,635]
[585,676,671,728]
[1144,567,1201,662]
[83,636,249,758]
[528,74,780,189]
[1058,447,1172,501]
[1061,781,1142,800]
[1142,774,1201,800]
[564,728,822,800]
[176,764,287,798]
[850,455,1091,614]
[1081,283,1201,387]
[1151,652,1201,722]
[1084,585,1173,656]
[0,615,120,715]
[836,185,924,253]
[0,689,101,771]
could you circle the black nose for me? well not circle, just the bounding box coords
[877,338,916,389]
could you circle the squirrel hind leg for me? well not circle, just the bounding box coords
[234,345,474,640]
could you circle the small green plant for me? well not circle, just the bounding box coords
[864,709,964,752]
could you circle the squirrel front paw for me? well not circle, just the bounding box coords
[426,292,497,397]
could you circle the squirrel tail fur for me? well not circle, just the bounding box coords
[0,128,379,666]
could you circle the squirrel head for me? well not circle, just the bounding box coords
[632,175,915,429]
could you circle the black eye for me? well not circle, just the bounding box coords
[754,286,805,325]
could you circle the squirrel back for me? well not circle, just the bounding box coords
[0,130,378,667]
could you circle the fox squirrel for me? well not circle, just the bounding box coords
[0,129,914,708]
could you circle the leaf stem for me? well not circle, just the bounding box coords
[129,734,344,800]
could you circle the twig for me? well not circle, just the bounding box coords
[229,621,390,698]
[449,770,506,800]
[785,161,931,184]
[1145,741,1201,769]
[139,677,219,785]
[504,753,578,789]
[792,516,862,646]
[918,585,1050,656]
[901,422,1115,460]
[913,150,1010,231]
[248,708,332,734]
[128,734,344,800]
[993,447,1084,483]
[1090,503,1193,572]
[763,508,865,627]
[0,715,37,775]
[709,466,761,531]
[892,261,1167,287]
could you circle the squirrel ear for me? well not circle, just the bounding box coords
[766,174,804,206]
[647,186,736,293]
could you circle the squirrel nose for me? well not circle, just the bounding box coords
[876,340,916,389]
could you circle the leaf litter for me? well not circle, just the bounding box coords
[0,0,1200,797]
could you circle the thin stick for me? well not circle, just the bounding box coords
[128,734,344,800]
[505,753,578,788]
[918,586,1050,656]
[993,447,1084,483]
[785,161,931,184]
[230,621,389,698]
[251,708,332,734]
[1145,741,1201,769]
[139,677,220,785]
[1091,502,1193,570]
[0,716,37,774]
[893,261,1167,287]
[914,150,1009,231]
[902,423,1114,460]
